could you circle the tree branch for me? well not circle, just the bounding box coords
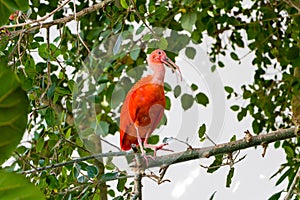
[7,0,114,39]
[146,127,297,168]
[284,165,300,200]
[20,127,297,176]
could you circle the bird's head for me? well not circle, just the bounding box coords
[149,49,182,81]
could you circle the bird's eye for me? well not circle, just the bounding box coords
[158,51,162,55]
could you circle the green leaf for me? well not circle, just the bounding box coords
[158,37,168,50]
[86,166,98,178]
[275,167,293,186]
[207,155,223,173]
[185,47,196,59]
[0,0,29,26]
[164,82,172,92]
[230,105,239,111]
[147,135,159,145]
[38,44,57,60]
[36,137,45,153]
[230,52,239,61]
[0,170,45,199]
[287,46,299,60]
[198,124,206,139]
[130,48,141,61]
[252,120,259,134]
[101,172,118,181]
[46,174,59,189]
[117,173,127,192]
[0,68,29,164]
[209,191,217,200]
[45,107,56,127]
[224,86,233,93]
[226,167,235,187]
[97,121,109,137]
[181,93,194,110]
[181,12,197,33]
[120,0,129,9]
[174,85,181,98]
[195,92,209,106]
[230,135,236,142]
[191,83,198,91]
[268,191,282,200]
[165,96,171,110]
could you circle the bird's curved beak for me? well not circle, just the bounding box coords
[162,57,183,81]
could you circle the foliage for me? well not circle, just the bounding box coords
[0,0,299,199]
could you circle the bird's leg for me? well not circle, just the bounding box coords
[134,126,154,166]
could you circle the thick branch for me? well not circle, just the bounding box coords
[21,127,297,175]
[146,127,297,168]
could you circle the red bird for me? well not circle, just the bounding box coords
[120,49,182,161]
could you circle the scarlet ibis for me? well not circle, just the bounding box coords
[119,49,182,162]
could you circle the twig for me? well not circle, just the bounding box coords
[73,0,90,54]
[200,154,246,170]
[145,166,171,185]
[129,0,155,35]
[20,151,131,174]
[172,137,193,150]
[1,0,72,29]
[283,0,300,13]
[261,142,268,157]
[40,27,52,101]
[284,165,300,200]
[205,133,217,145]
[100,137,121,151]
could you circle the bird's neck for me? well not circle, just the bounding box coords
[150,63,165,85]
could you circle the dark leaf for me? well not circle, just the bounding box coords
[0,68,29,164]
[147,135,159,145]
[268,191,282,200]
[226,167,235,187]
[230,105,239,111]
[174,85,181,98]
[198,123,206,139]
[195,92,209,106]
[0,170,45,199]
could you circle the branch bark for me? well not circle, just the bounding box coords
[20,127,297,176]
[146,127,297,168]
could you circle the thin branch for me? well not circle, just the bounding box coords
[20,151,131,174]
[283,0,300,13]
[129,0,155,35]
[1,0,72,29]
[205,133,217,145]
[73,0,90,54]
[8,0,115,39]
[284,165,300,200]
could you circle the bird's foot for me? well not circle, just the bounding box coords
[144,143,174,159]
[141,153,155,166]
